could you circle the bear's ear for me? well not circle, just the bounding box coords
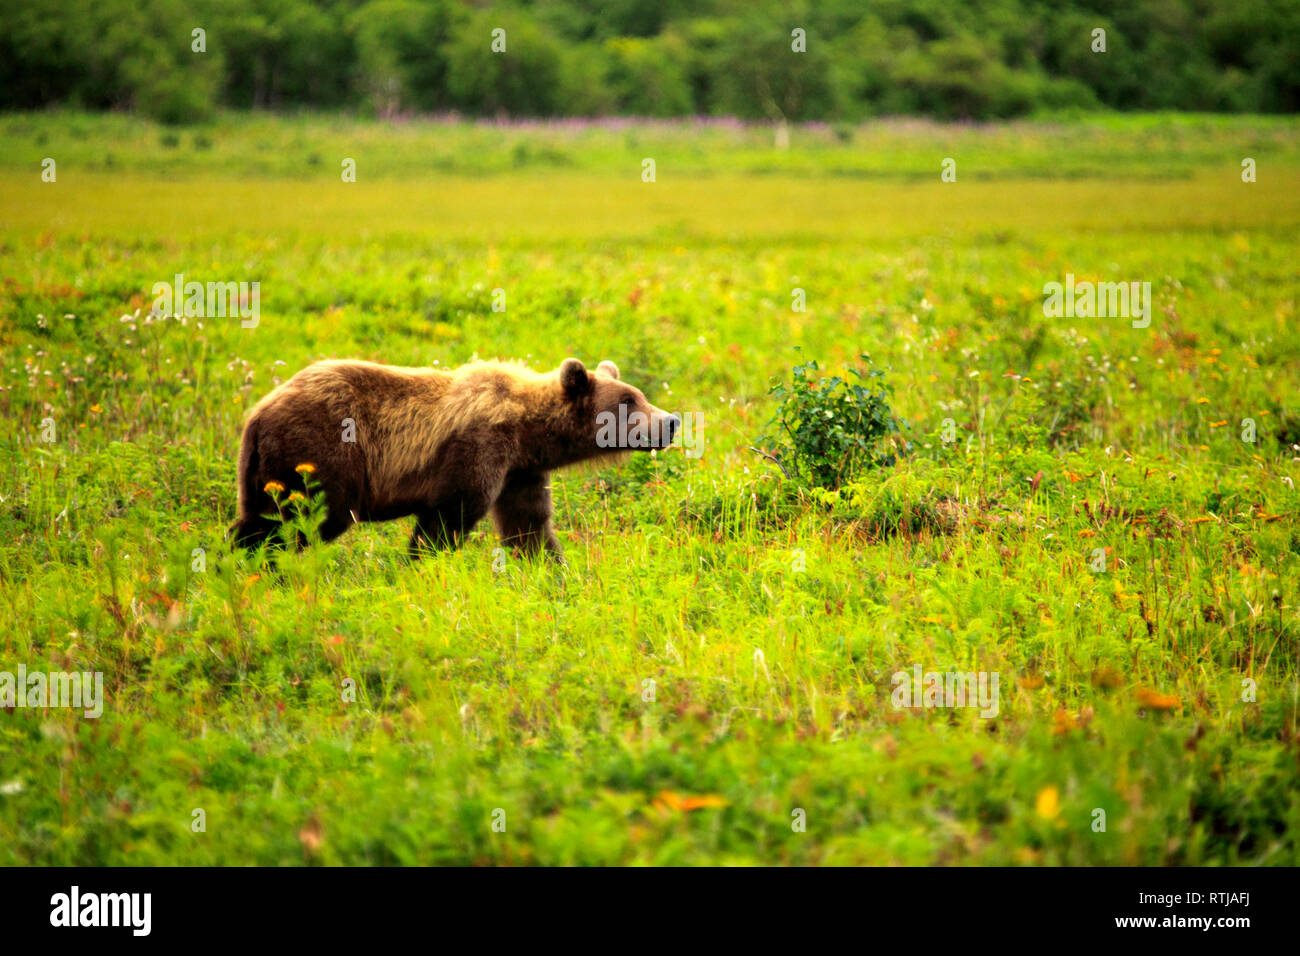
[559,358,590,397]
[596,360,620,380]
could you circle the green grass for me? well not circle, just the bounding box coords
[4,109,1300,180]
[1,111,1298,865]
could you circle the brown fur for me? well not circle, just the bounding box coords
[229,357,678,562]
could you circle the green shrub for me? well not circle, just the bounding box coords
[760,353,908,489]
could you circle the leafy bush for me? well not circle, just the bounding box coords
[760,353,907,489]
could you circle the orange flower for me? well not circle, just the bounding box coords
[1136,687,1181,711]
[1051,708,1079,736]
[264,481,285,493]
[652,790,728,813]
[295,463,316,474]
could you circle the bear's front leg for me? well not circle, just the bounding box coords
[491,471,563,563]
[408,495,492,557]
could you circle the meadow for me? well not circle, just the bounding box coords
[0,111,1298,865]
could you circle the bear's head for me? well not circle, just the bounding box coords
[555,357,680,463]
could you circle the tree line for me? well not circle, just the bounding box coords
[1,0,1296,123]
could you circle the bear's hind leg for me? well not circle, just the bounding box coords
[287,508,355,551]
[318,508,355,543]
[229,514,280,551]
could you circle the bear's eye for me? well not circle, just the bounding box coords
[619,395,636,408]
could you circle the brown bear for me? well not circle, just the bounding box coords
[229,357,679,561]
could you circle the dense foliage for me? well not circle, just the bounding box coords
[2,0,1298,123]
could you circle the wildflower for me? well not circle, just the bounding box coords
[264,481,285,493]
[295,463,316,475]
[1136,687,1180,711]
[1035,787,1060,820]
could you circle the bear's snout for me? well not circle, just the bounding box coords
[660,413,681,446]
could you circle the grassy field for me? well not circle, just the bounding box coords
[1,111,1298,865]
